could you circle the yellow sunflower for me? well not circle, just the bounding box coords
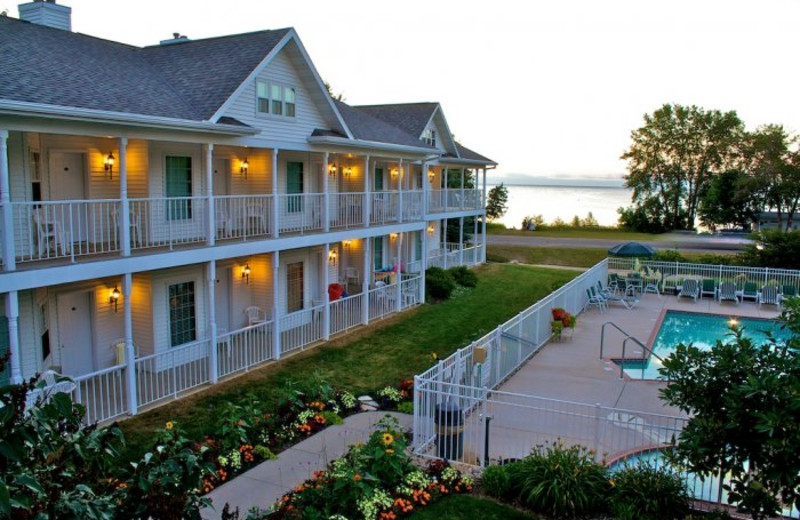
[382,433,394,445]
[165,421,174,430]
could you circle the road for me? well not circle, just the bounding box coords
[487,232,752,254]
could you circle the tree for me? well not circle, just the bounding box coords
[698,169,761,231]
[323,81,345,102]
[485,183,509,221]
[658,299,800,519]
[737,229,800,269]
[741,125,800,232]
[620,104,744,231]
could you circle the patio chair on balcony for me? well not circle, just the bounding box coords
[718,281,740,305]
[245,204,268,235]
[344,267,359,289]
[678,279,699,302]
[33,209,70,256]
[245,306,266,326]
[701,279,717,300]
[585,287,606,312]
[759,286,780,308]
[742,282,759,302]
[112,207,142,248]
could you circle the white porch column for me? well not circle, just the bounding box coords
[444,167,449,210]
[0,130,15,270]
[362,237,370,325]
[421,161,429,216]
[272,149,279,238]
[473,213,479,265]
[395,233,402,313]
[122,274,137,415]
[363,155,370,226]
[272,251,281,358]
[5,291,21,384]
[397,159,404,223]
[118,137,131,257]
[460,167,466,210]
[206,261,218,383]
[421,228,428,304]
[323,242,331,341]
[205,144,215,246]
[323,152,330,233]
[442,219,448,269]
[459,217,464,266]
[482,168,488,263]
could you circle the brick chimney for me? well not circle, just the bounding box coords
[18,0,71,31]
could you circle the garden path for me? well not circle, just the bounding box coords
[201,411,412,519]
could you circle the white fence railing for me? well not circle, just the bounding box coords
[329,193,365,230]
[135,339,211,408]
[370,191,400,225]
[277,193,324,234]
[129,197,208,250]
[403,190,424,221]
[280,304,325,354]
[330,293,364,336]
[215,195,273,240]
[72,364,128,425]
[217,321,274,378]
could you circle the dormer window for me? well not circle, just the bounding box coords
[422,128,436,147]
[257,81,296,118]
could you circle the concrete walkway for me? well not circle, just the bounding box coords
[201,411,412,519]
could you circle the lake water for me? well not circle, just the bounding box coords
[489,184,632,229]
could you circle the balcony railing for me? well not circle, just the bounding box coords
[5,190,483,266]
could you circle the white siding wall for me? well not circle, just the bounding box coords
[132,274,154,356]
[147,142,204,198]
[224,255,273,330]
[213,145,272,195]
[92,284,124,368]
[221,48,332,145]
[8,132,27,200]
[17,291,39,378]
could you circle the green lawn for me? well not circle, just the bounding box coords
[487,224,657,241]
[487,245,608,268]
[117,263,577,460]
[411,495,535,519]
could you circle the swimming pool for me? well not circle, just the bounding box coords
[620,311,790,379]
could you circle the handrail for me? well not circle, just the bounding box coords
[500,331,539,349]
[599,321,666,379]
[599,321,634,359]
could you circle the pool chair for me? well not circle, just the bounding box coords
[701,279,717,300]
[759,285,780,308]
[585,287,606,312]
[607,273,619,294]
[677,279,700,302]
[742,282,759,302]
[782,284,798,300]
[718,281,740,305]
[596,280,615,299]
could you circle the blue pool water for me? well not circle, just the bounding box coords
[620,311,790,379]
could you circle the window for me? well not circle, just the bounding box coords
[287,262,304,313]
[374,167,384,191]
[256,80,296,118]
[373,236,384,270]
[169,282,196,347]
[422,128,436,147]
[165,156,192,220]
[287,161,304,213]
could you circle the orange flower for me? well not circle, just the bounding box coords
[354,474,362,482]
[386,448,394,454]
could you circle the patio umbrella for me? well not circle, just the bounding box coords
[607,242,656,257]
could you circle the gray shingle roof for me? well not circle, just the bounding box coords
[455,142,496,165]
[333,100,435,150]
[0,16,288,121]
[354,103,438,139]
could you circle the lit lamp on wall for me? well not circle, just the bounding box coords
[343,240,352,250]
[240,158,249,179]
[390,233,398,241]
[427,225,435,235]
[109,286,120,312]
[428,169,435,183]
[242,263,251,284]
[328,162,337,177]
[104,152,115,179]
[391,168,399,177]
[343,166,352,178]
[328,249,338,266]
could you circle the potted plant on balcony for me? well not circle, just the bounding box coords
[551,307,577,342]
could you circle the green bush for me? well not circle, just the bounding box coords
[396,401,414,414]
[425,267,457,301]
[320,410,343,425]
[448,266,478,288]
[609,462,689,520]
[516,442,609,519]
[480,465,513,500]
[694,253,734,266]
[652,249,687,262]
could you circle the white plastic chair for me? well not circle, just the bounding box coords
[344,267,359,287]
[33,209,69,257]
[245,306,266,326]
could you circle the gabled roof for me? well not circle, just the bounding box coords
[333,101,435,150]
[141,29,290,121]
[455,143,496,165]
[355,102,438,140]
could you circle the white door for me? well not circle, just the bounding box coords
[212,158,229,196]
[50,152,87,243]
[57,291,94,376]
[215,267,231,332]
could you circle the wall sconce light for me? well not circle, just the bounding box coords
[104,152,115,178]
[427,225,434,235]
[328,163,337,177]
[343,166,352,177]
[391,168,399,177]
[428,169,435,182]
[240,158,249,179]
[390,233,398,240]
[343,239,352,249]
[109,286,120,312]
[242,263,251,284]
[328,249,338,266]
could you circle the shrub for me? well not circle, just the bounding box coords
[480,465,513,499]
[653,249,687,263]
[609,462,689,520]
[449,265,478,288]
[396,401,414,414]
[516,441,609,519]
[425,267,456,301]
[320,410,343,425]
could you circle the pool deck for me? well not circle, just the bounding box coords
[497,290,783,415]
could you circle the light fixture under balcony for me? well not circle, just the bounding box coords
[391,168,399,177]
[328,162,337,177]
[104,152,115,179]
[390,233,398,240]
[240,158,249,179]
[343,166,352,177]
[343,239,352,249]
[109,285,120,312]
[328,249,338,266]
[427,225,434,235]
[242,263,251,284]
[428,169,435,182]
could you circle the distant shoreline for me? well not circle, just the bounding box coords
[491,182,627,190]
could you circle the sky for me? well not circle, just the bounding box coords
[4,0,800,181]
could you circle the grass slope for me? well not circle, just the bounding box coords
[487,245,608,268]
[410,495,535,519]
[117,264,576,460]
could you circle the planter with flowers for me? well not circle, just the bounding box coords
[551,307,577,342]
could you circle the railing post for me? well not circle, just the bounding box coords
[0,130,16,270]
[5,292,21,384]
[205,144,215,246]
[363,156,371,227]
[593,403,602,461]
[123,273,138,415]
[323,152,330,233]
[481,387,490,467]
[119,137,130,256]
[362,237,370,326]
[272,250,281,359]
[323,242,331,341]
[397,159,404,223]
[272,148,279,238]
[493,326,502,386]
[413,375,420,451]
[206,261,218,384]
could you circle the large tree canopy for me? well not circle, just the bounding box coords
[621,104,744,231]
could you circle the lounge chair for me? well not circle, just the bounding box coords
[643,269,661,295]
[718,281,739,305]
[742,282,758,302]
[759,286,780,308]
[782,284,797,300]
[585,287,606,312]
[701,279,716,300]
[677,279,699,302]
[607,273,619,294]
[597,280,615,299]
